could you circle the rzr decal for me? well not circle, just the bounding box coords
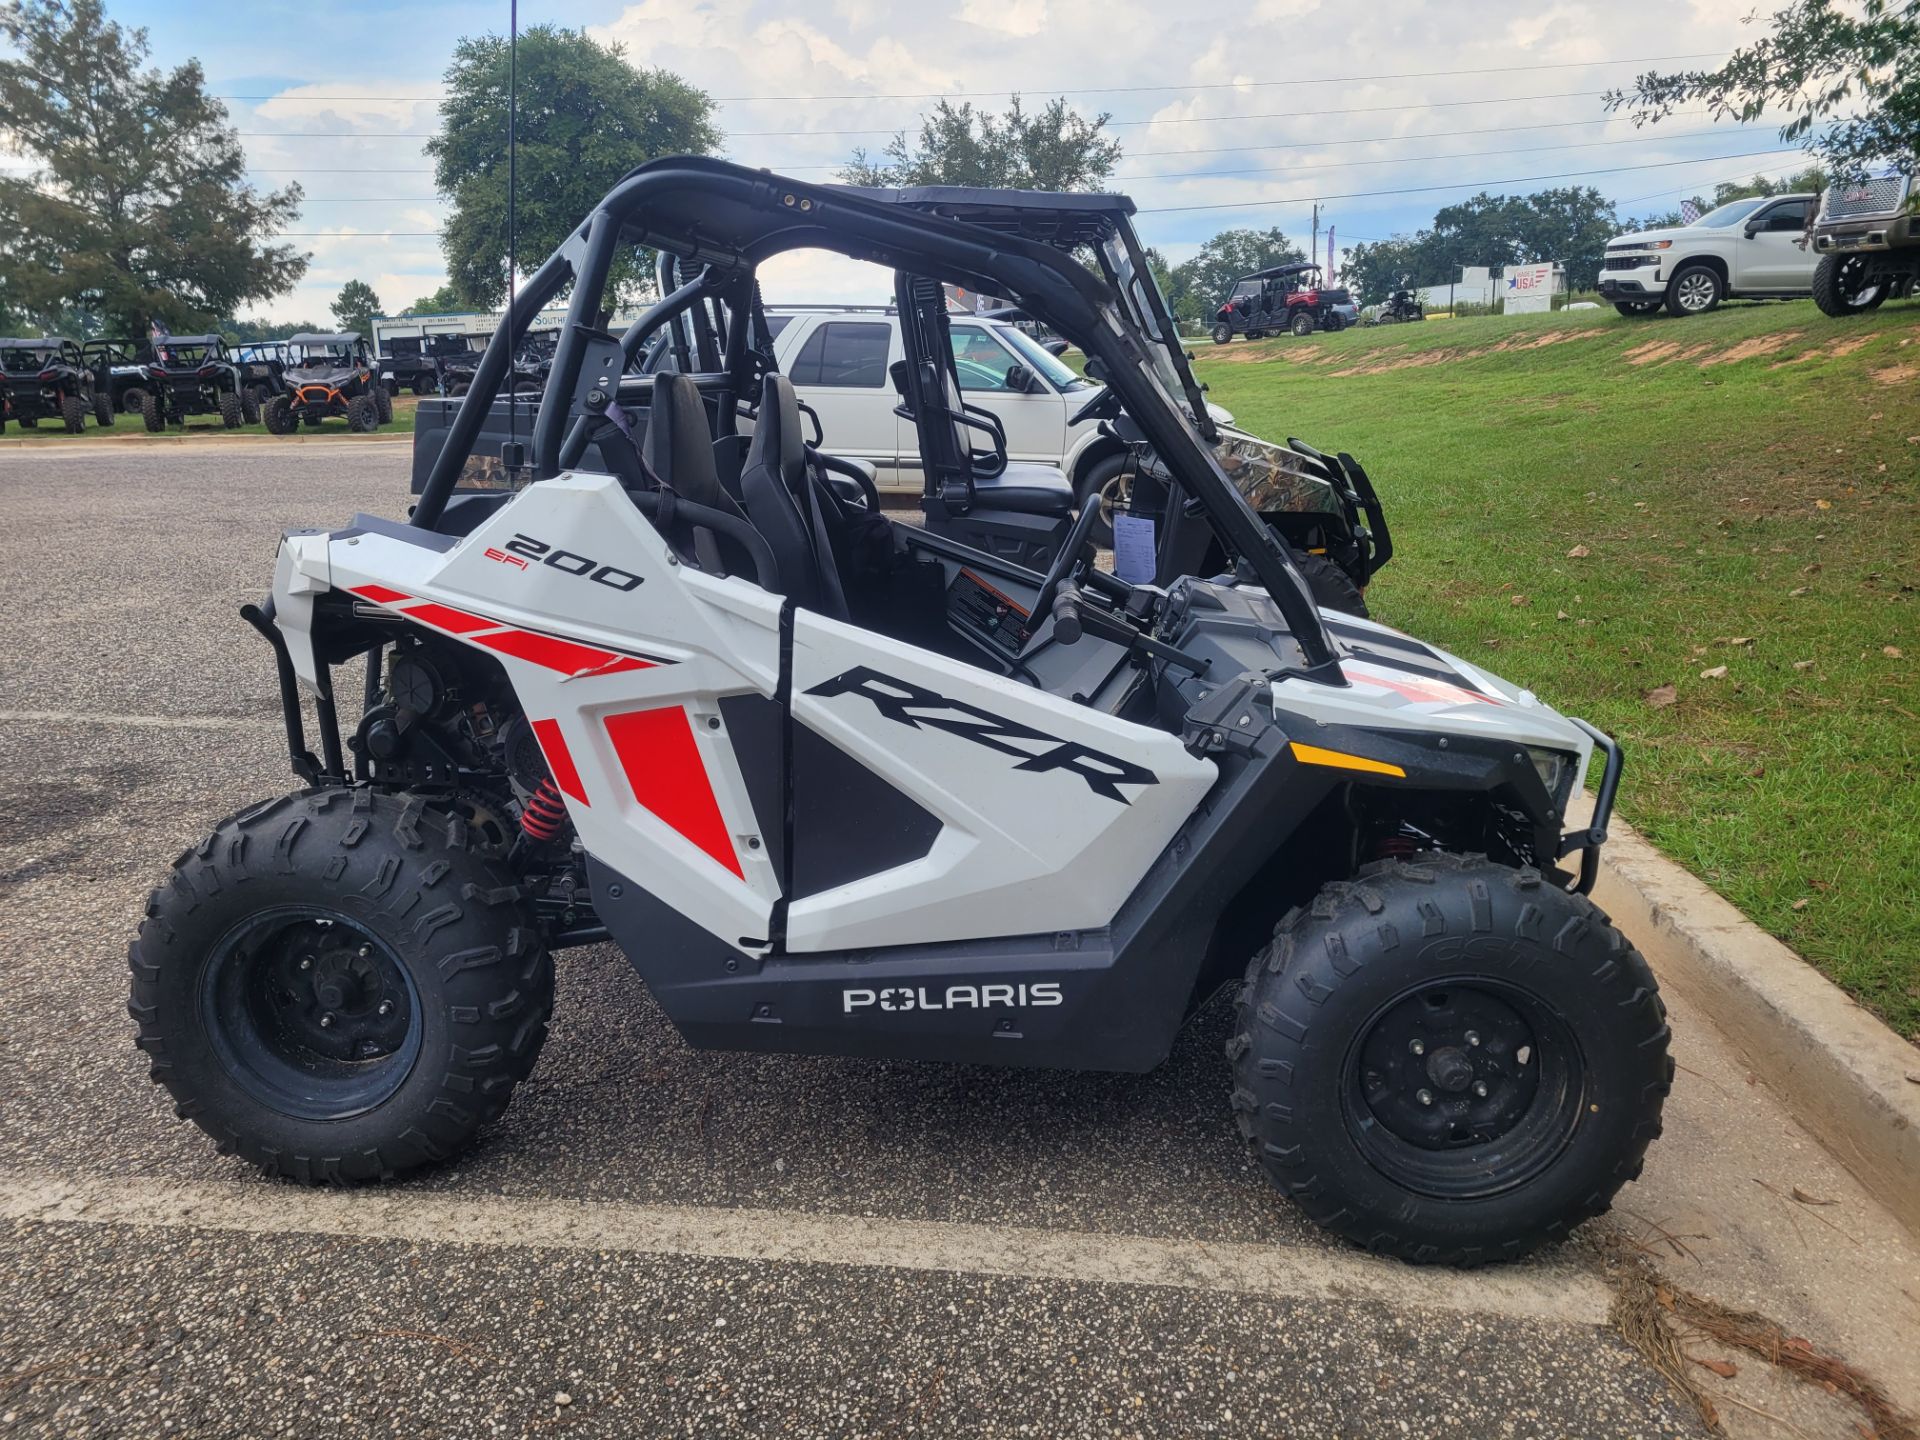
[806,666,1157,803]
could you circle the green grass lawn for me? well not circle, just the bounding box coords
[1,391,420,441]
[1193,300,1920,1041]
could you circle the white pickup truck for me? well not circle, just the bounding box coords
[1597,193,1820,316]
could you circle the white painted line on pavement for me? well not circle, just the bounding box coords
[0,1169,1613,1326]
[0,710,253,731]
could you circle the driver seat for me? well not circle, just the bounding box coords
[736,373,849,619]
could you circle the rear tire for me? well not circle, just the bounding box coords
[1227,853,1671,1265]
[241,387,262,425]
[1290,310,1316,337]
[347,393,379,432]
[374,385,393,424]
[122,386,148,416]
[129,788,554,1185]
[263,394,296,435]
[62,393,87,433]
[218,392,243,429]
[93,389,114,426]
[142,391,165,432]
[1811,253,1888,317]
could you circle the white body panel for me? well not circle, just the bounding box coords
[786,611,1216,950]
[274,472,1216,957]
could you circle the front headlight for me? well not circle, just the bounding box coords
[1527,747,1577,812]
[1649,240,1673,250]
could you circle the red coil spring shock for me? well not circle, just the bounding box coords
[520,778,569,843]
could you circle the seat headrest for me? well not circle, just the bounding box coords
[745,373,805,482]
[642,370,732,513]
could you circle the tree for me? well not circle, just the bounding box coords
[1339,237,1429,306]
[402,283,472,316]
[840,97,1122,191]
[426,24,720,309]
[225,316,322,343]
[1339,187,1622,297]
[0,0,308,339]
[331,279,382,336]
[1606,0,1919,183]
[1163,228,1305,323]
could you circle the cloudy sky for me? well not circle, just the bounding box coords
[84,0,1812,320]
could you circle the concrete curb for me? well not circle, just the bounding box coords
[1594,814,1920,1234]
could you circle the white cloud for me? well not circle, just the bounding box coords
[955,0,1050,38]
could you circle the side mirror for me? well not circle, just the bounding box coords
[1083,355,1109,385]
[1004,362,1033,393]
[1743,225,1760,239]
[1042,339,1069,358]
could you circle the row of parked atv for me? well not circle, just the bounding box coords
[0,331,392,435]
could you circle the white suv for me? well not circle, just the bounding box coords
[759,306,1222,510]
[1598,193,1820,317]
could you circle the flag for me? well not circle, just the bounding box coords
[1680,198,1701,225]
[1326,226,1335,285]
[149,319,171,343]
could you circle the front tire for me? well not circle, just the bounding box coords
[128,788,554,1184]
[1290,551,1369,617]
[374,385,394,425]
[142,392,165,432]
[1664,262,1722,316]
[241,387,262,425]
[1613,301,1660,317]
[1211,322,1233,345]
[347,393,379,432]
[1227,853,1671,1265]
[263,394,297,435]
[1811,253,1888,317]
[94,389,115,426]
[1290,310,1316,337]
[122,386,147,416]
[218,392,244,429]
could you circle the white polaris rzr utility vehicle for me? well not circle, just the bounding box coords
[130,158,1668,1265]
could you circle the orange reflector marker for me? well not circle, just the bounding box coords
[1288,741,1406,778]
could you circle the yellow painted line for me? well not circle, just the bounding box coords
[1289,741,1406,778]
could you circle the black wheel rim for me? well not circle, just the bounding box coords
[199,906,422,1120]
[1342,978,1585,1199]
[1835,256,1883,308]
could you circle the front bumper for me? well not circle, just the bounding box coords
[1597,262,1664,300]
[1558,719,1622,893]
[1814,212,1920,254]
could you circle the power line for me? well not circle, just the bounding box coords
[230,85,1634,143]
[1116,124,1776,183]
[728,88,1617,137]
[761,109,1741,171]
[1135,145,1804,213]
[208,50,1727,106]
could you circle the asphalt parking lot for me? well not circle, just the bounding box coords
[2,443,1916,1439]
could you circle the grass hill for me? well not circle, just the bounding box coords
[1193,300,1919,1040]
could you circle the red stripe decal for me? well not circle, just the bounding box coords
[603,706,742,878]
[530,718,589,807]
[402,601,499,635]
[350,584,411,605]
[472,627,655,678]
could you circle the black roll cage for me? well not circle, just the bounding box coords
[409,155,1341,677]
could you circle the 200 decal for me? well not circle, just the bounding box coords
[491,533,645,592]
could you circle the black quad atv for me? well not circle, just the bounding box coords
[265,332,391,433]
[0,336,113,432]
[82,338,154,415]
[1212,262,1355,342]
[141,335,258,431]
[235,341,292,413]
[133,158,1667,1270]
[1372,288,1425,325]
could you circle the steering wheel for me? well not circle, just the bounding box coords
[1032,496,1106,640]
